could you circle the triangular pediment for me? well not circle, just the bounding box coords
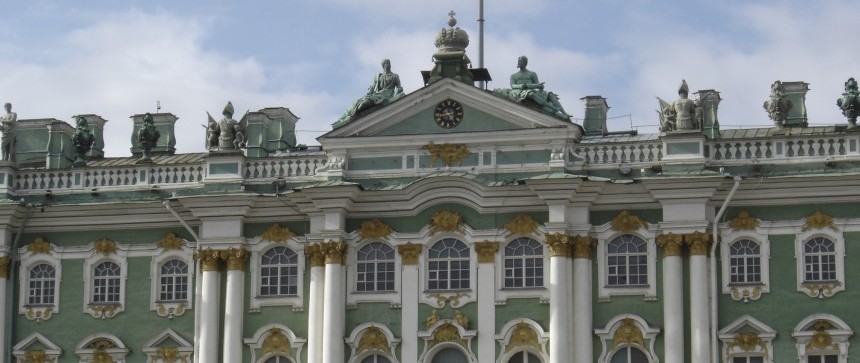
[320,78,581,140]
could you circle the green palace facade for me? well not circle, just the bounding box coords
[4,14,860,363]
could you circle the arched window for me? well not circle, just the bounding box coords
[356,243,395,292]
[507,351,542,363]
[609,346,649,363]
[729,239,761,284]
[503,237,544,288]
[607,235,648,286]
[92,262,121,303]
[260,246,298,296]
[263,356,294,363]
[428,238,470,291]
[28,264,56,305]
[431,348,469,363]
[361,355,393,363]
[804,237,837,282]
[159,259,189,302]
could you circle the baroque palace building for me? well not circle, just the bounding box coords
[3,13,860,363]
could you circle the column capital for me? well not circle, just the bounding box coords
[684,232,712,256]
[397,243,422,265]
[305,244,325,267]
[656,233,684,257]
[543,233,571,257]
[474,241,499,263]
[321,241,348,265]
[0,255,9,279]
[222,247,248,271]
[570,235,596,259]
[197,249,222,271]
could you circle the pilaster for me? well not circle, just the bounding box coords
[474,241,498,363]
[305,244,325,363]
[571,235,595,363]
[398,243,422,363]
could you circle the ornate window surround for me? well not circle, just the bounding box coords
[794,228,845,298]
[418,231,478,308]
[494,318,549,363]
[17,245,61,322]
[718,227,771,302]
[594,314,660,363]
[495,235,549,302]
[717,315,776,363]
[12,332,62,363]
[345,322,401,363]
[419,317,477,363]
[149,246,194,318]
[141,328,194,363]
[594,223,658,301]
[82,242,128,319]
[792,314,852,363]
[244,324,307,363]
[75,333,129,363]
[347,240,401,306]
[248,236,306,312]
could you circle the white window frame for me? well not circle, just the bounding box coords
[12,332,62,362]
[793,314,852,363]
[248,237,306,312]
[718,315,776,363]
[244,324,306,363]
[495,235,549,302]
[425,236,472,292]
[719,227,771,302]
[347,241,401,306]
[17,247,61,322]
[149,247,194,318]
[594,314,660,363]
[595,224,657,301]
[83,249,128,319]
[141,328,194,363]
[794,229,845,298]
[418,230,478,308]
[75,333,129,363]
[346,322,402,363]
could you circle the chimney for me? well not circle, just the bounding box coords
[76,114,107,159]
[782,81,809,127]
[130,113,177,157]
[695,90,721,139]
[45,120,74,169]
[242,108,299,158]
[581,96,609,136]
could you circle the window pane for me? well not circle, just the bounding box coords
[607,235,648,287]
[428,239,470,291]
[260,246,299,296]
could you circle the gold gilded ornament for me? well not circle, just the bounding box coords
[502,214,541,236]
[262,329,291,357]
[261,224,296,243]
[656,233,683,257]
[803,211,839,232]
[357,327,389,354]
[474,241,499,263]
[397,243,422,265]
[429,210,464,235]
[612,318,644,348]
[543,233,570,257]
[728,211,759,231]
[27,237,52,254]
[611,211,648,233]
[423,142,471,167]
[506,322,541,352]
[94,238,117,255]
[157,232,184,250]
[357,219,394,240]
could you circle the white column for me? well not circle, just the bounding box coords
[544,234,572,363]
[475,242,498,363]
[571,237,594,363]
[321,242,347,363]
[306,245,326,363]
[0,256,9,363]
[198,250,222,363]
[657,234,684,363]
[398,244,421,363]
[222,248,247,363]
[688,234,711,363]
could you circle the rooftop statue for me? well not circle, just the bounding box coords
[137,112,161,163]
[1,102,16,162]
[207,101,246,151]
[837,77,860,129]
[763,80,793,128]
[333,59,405,129]
[657,79,703,132]
[72,115,95,166]
[493,56,569,118]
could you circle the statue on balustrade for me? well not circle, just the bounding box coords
[137,112,161,163]
[657,79,703,132]
[207,101,246,151]
[837,77,860,129]
[333,59,405,128]
[763,80,793,129]
[493,56,570,118]
[72,115,95,166]
[0,102,16,162]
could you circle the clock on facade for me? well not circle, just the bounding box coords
[434,99,464,129]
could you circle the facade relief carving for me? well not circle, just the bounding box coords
[728,211,760,231]
[423,142,471,167]
[611,211,648,233]
[570,235,595,259]
[803,211,838,232]
[261,224,296,243]
[357,218,394,241]
[656,233,684,257]
[473,241,499,263]
[764,80,793,128]
[543,233,570,257]
[502,214,542,236]
[27,237,53,254]
[156,232,184,250]
[321,241,348,265]
[429,210,464,235]
[837,77,859,129]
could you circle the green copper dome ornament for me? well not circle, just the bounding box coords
[838,77,860,129]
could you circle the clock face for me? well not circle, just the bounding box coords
[434,99,464,129]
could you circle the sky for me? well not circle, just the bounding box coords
[1,1,858,156]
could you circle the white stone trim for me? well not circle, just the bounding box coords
[149,245,194,318]
[82,244,128,319]
[793,314,853,363]
[794,228,845,298]
[718,315,776,363]
[141,328,194,363]
[594,223,658,301]
[12,332,62,363]
[495,234,550,303]
[345,322,401,363]
[17,246,61,321]
[247,237,306,312]
[595,314,660,363]
[346,239,401,306]
[244,323,306,363]
[494,319,549,363]
[75,333,129,363]
[718,227,771,302]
